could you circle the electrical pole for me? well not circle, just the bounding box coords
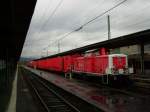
[47,50,48,56]
[107,15,111,40]
[58,41,60,53]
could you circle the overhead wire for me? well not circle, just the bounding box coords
[109,1,150,38]
[36,0,53,28]
[48,0,127,46]
[27,0,53,38]
[79,0,127,29]
[37,0,63,53]
[38,0,63,43]
[42,0,113,50]
[111,2,150,24]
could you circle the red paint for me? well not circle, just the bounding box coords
[94,55,108,75]
[46,57,63,72]
[99,47,107,55]
[113,56,126,69]
[27,48,128,77]
[84,56,95,73]
[63,55,73,73]
[74,57,85,72]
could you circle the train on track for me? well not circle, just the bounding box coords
[27,48,133,84]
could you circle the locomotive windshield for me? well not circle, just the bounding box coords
[112,56,126,69]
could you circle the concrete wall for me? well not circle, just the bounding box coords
[120,45,140,55]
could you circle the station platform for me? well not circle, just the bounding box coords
[6,65,39,112]
[130,75,150,89]
[24,66,150,112]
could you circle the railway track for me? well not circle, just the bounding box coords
[25,74,80,112]
[21,68,102,112]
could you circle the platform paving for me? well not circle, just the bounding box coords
[6,66,18,112]
[6,65,39,112]
[25,66,150,112]
[16,67,39,112]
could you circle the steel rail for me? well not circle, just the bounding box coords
[26,73,80,112]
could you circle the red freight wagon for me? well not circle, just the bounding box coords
[44,59,49,69]
[63,55,73,73]
[46,57,63,72]
[37,59,46,69]
[74,57,85,72]
[30,60,37,69]
[34,60,38,68]
[27,61,34,68]
[27,48,130,84]
[45,58,52,70]
[63,54,81,73]
[73,58,78,72]
[84,56,95,73]
[94,55,108,75]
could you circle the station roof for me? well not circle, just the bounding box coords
[35,29,150,60]
[0,0,37,62]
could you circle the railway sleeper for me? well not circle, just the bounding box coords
[50,107,72,111]
[48,104,67,108]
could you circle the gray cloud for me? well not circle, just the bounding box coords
[21,0,150,58]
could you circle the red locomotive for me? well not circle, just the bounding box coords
[27,48,130,84]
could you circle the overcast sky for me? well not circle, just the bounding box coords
[21,0,150,58]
